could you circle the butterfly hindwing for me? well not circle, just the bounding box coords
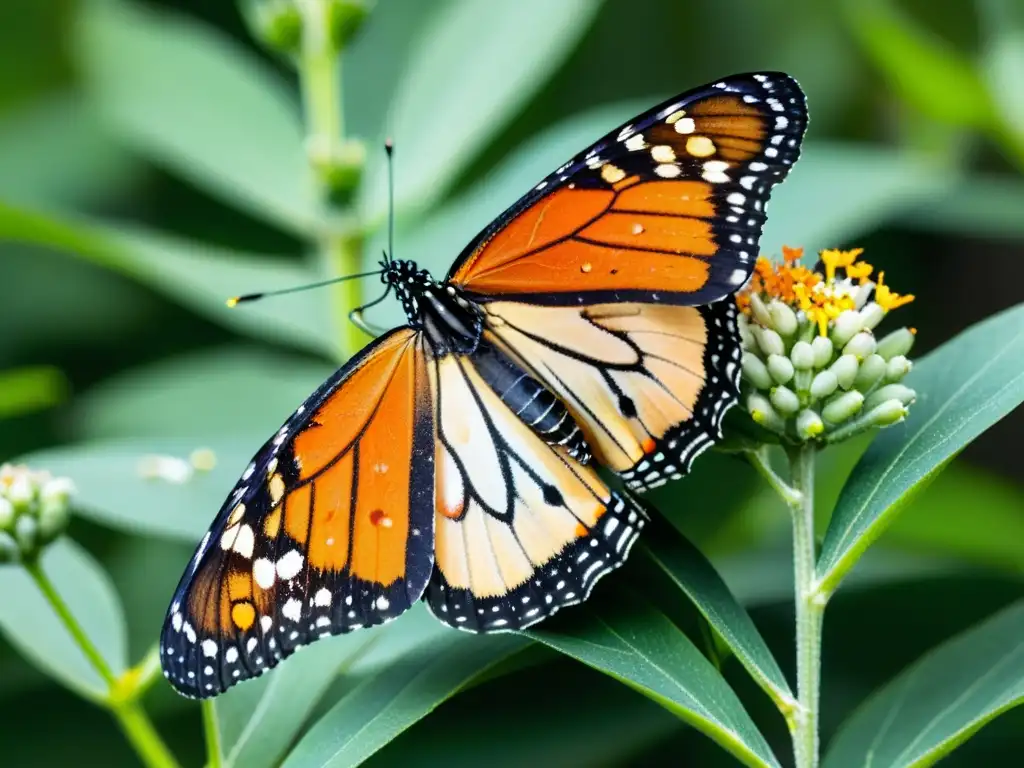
[160,329,434,697]
[425,348,647,631]
[448,72,806,307]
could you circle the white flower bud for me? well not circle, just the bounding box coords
[739,317,756,350]
[38,499,70,541]
[859,302,885,330]
[14,515,37,551]
[742,354,774,389]
[40,477,75,506]
[853,281,875,309]
[831,310,864,348]
[822,390,865,424]
[810,370,839,400]
[790,341,815,370]
[810,336,834,368]
[854,354,887,391]
[796,409,825,439]
[770,386,800,415]
[0,497,13,530]
[843,332,877,360]
[769,300,799,336]
[747,393,786,433]
[865,384,917,411]
[767,354,795,385]
[754,326,786,358]
[6,474,34,506]
[876,328,916,360]
[830,354,860,390]
[0,531,18,563]
[866,399,909,427]
[885,355,913,382]
[749,293,774,328]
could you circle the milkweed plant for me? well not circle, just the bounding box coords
[1,1,1023,768]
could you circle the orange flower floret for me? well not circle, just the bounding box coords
[736,245,913,336]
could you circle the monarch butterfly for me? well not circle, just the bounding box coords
[160,72,807,697]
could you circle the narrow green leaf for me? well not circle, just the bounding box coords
[0,539,128,700]
[818,304,1024,593]
[282,632,526,768]
[980,0,1024,166]
[824,600,1024,768]
[840,0,994,128]
[76,347,332,440]
[0,201,332,355]
[0,365,68,419]
[216,631,381,768]
[639,525,793,710]
[18,437,258,542]
[759,143,952,252]
[72,0,314,233]
[360,0,603,222]
[530,592,781,768]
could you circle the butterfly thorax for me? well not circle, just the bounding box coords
[384,259,482,355]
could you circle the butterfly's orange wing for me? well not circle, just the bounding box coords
[160,329,434,697]
[444,73,806,490]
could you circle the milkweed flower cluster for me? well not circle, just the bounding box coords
[0,464,75,563]
[735,247,917,443]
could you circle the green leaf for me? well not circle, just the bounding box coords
[0,93,137,207]
[282,632,527,768]
[530,592,781,768]
[0,539,128,700]
[759,143,952,252]
[216,631,382,768]
[19,437,258,542]
[0,202,332,355]
[840,0,994,128]
[360,0,603,222]
[76,347,332,440]
[817,303,1024,593]
[907,175,1024,239]
[639,526,793,710]
[980,0,1024,166]
[824,600,1024,767]
[72,0,314,233]
[0,365,68,420]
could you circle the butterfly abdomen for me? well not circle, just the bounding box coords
[470,341,590,463]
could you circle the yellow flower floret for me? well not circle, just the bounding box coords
[737,246,913,336]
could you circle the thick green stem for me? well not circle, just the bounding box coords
[297,0,368,358]
[25,559,180,768]
[202,699,223,768]
[787,445,824,768]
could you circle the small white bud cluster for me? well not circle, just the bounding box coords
[0,464,75,564]
[739,297,917,444]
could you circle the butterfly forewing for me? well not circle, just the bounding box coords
[160,329,434,697]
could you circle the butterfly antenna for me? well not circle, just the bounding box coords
[227,270,383,307]
[385,137,395,265]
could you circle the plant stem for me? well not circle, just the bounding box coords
[202,699,223,768]
[787,444,824,768]
[296,0,368,359]
[746,447,804,507]
[25,558,181,768]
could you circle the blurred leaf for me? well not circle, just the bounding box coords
[76,347,331,440]
[886,464,1024,573]
[639,527,793,710]
[282,633,526,768]
[0,539,127,700]
[840,0,994,128]
[907,174,1024,238]
[980,0,1024,165]
[360,0,603,223]
[760,143,952,252]
[19,437,257,542]
[530,594,780,768]
[0,93,137,207]
[0,202,333,355]
[73,0,315,233]
[824,600,1024,767]
[216,632,382,768]
[818,303,1024,593]
[0,365,67,419]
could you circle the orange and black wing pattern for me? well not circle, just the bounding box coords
[160,329,434,697]
[425,348,647,631]
[447,73,806,307]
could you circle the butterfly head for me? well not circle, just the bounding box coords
[381,259,481,354]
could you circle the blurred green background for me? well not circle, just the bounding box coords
[0,0,1022,765]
